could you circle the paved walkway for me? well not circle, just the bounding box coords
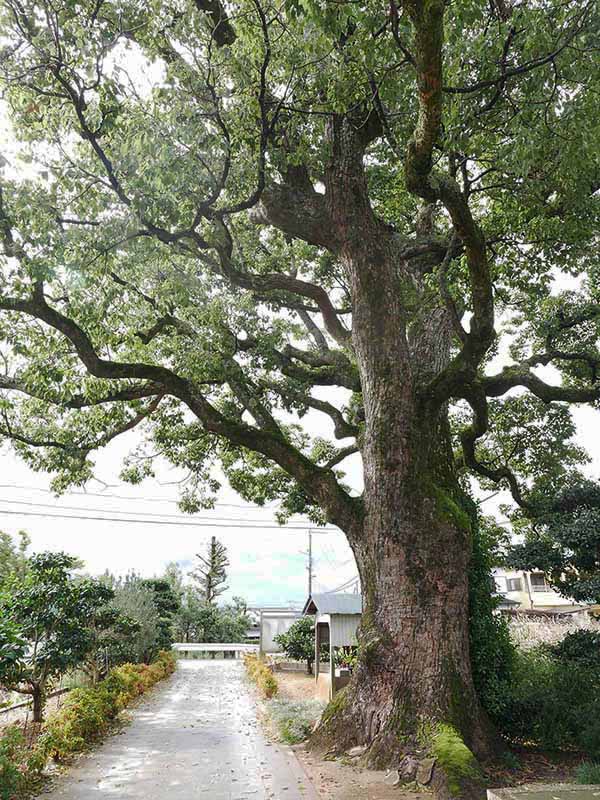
[41,660,318,800]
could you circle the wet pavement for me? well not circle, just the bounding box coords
[41,659,318,800]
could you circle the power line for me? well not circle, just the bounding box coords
[325,575,360,593]
[0,507,341,532]
[0,482,280,510]
[0,496,338,527]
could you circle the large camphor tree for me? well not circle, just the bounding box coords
[0,0,599,781]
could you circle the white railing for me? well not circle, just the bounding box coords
[171,642,259,653]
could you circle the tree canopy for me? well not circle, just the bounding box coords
[506,478,600,604]
[0,531,30,588]
[0,0,596,519]
[275,615,318,674]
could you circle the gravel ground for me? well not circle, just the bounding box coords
[38,659,319,800]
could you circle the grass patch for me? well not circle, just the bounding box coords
[265,698,325,744]
[430,723,481,796]
[575,762,600,784]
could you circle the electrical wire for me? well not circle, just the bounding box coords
[0,496,338,527]
[0,482,278,509]
[0,506,341,532]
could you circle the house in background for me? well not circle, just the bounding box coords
[303,593,362,702]
[492,567,584,612]
[258,607,303,655]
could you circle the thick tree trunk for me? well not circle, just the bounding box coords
[312,150,497,792]
[313,468,495,797]
[322,495,487,745]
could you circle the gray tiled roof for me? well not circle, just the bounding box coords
[303,593,363,616]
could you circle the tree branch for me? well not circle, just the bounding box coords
[0,375,166,408]
[483,367,600,404]
[0,286,360,530]
[261,380,359,440]
[459,384,532,509]
[249,177,340,252]
[401,1,496,402]
[193,0,236,47]
[213,227,351,346]
[323,444,359,470]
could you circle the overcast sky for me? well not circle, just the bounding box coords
[1,399,598,606]
[0,407,362,607]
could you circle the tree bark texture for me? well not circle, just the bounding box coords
[302,115,495,793]
[32,685,44,724]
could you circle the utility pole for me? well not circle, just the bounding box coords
[308,529,313,598]
[300,530,315,598]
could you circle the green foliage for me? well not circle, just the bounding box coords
[0,0,595,524]
[140,578,180,651]
[0,552,117,720]
[580,721,600,762]
[177,595,251,643]
[0,531,30,589]
[465,396,589,500]
[497,647,600,756]
[274,616,317,673]
[550,630,600,667]
[506,479,600,604]
[575,762,600,784]
[468,509,516,722]
[162,557,250,644]
[109,573,163,663]
[43,651,176,761]
[333,646,357,670]
[0,0,598,756]
[190,537,229,605]
[82,605,141,683]
[0,726,28,800]
[0,651,176,799]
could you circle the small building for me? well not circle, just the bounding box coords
[303,593,362,702]
[259,608,303,655]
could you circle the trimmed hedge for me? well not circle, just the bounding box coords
[243,653,278,698]
[0,651,176,798]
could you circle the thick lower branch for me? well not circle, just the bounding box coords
[483,367,600,403]
[0,287,359,530]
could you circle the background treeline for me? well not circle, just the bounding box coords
[0,533,249,723]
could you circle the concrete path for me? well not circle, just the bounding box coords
[41,660,318,800]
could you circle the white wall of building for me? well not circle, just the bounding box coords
[493,568,580,611]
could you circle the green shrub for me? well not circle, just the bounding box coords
[579,720,600,761]
[243,654,278,699]
[0,650,176,797]
[497,647,600,754]
[0,726,27,800]
[468,508,516,723]
[575,762,600,784]
[44,650,176,762]
[551,630,600,667]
